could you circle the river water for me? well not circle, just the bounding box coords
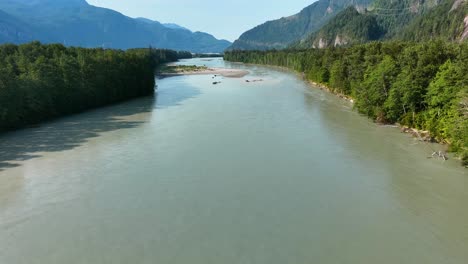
[0,58,467,264]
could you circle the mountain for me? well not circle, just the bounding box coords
[228,0,374,50]
[135,18,190,31]
[295,7,384,48]
[0,0,231,53]
[296,0,467,48]
[0,10,35,44]
[162,23,190,31]
[397,0,468,42]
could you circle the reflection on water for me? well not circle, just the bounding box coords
[0,58,467,264]
[0,97,157,171]
[155,76,201,109]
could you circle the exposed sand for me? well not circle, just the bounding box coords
[159,68,249,78]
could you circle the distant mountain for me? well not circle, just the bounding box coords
[0,9,35,44]
[135,18,190,31]
[0,0,231,53]
[296,0,467,48]
[228,0,373,50]
[163,23,190,31]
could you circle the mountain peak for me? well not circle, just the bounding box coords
[0,0,231,53]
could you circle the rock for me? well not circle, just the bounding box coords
[401,127,410,133]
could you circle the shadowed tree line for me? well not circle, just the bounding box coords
[225,41,468,165]
[0,96,158,171]
[0,42,188,132]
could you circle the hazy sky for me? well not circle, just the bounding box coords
[87,0,315,41]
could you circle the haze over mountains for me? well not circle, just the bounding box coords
[0,0,231,53]
[229,0,468,50]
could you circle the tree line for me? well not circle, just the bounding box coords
[0,42,185,132]
[225,41,468,165]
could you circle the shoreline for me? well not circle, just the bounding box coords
[158,67,249,78]
[236,61,457,161]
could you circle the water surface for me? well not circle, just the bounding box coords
[1,58,467,264]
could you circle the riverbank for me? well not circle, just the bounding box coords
[305,74,451,151]
[158,65,249,78]
[224,43,467,167]
[237,61,458,164]
[241,62,356,104]
[307,78,445,146]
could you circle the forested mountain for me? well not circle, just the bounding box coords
[231,0,467,50]
[0,0,231,53]
[228,0,374,50]
[295,7,384,48]
[398,0,468,42]
[296,0,467,48]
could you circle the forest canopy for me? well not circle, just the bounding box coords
[0,42,182,132]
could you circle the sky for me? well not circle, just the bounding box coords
[86,0,316,42]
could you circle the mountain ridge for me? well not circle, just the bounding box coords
[228,0,374,50]
[231,0,467,51]
[0,0,230,53]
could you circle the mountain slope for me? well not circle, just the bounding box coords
[135,18,190,32]
[295,7,384,48]
[0,10,35,44]
[0,0,231,53]
[296,0,467,48]
[228,0,373,50]
[397,0,468,41]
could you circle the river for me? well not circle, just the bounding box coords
[0,58,467,264]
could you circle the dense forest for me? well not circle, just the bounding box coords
[0,42,183,132]
[225,41,468,165]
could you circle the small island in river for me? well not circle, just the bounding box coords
[158,65,249,78]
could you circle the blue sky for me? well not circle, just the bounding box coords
[87,0,316,41]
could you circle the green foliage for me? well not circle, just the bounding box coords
[0,42,178,132]
[225,40,468,163]
[329,60,350,94]
[356,55,399,121]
